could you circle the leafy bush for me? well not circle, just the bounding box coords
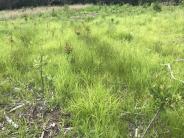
[181,0,184,5]
[151,2,162,12]
[0,0,182,10]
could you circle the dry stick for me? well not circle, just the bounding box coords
[162,63,184,84]
[40,55,45,93]
[64,127,73,135]
[175,59,184,62]
[141,107,161,138]
[9,104,25,113]
[4,112,19,129]
[135,128,139,138]
[40,130,46,138]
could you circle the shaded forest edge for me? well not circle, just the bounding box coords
[0,0,182,10]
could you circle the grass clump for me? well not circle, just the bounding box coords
[69,85,126,137]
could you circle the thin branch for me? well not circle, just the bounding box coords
[162,63,184,84]
[121,112,145,116]
[135,128,139,138]
[141,107,161,138]
[9,104,25,113]
[40,55,45,93]
[175,59,184,62]
[4,112,19,129]
[40,130,46,138]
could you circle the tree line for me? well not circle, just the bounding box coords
[0,0,181,10]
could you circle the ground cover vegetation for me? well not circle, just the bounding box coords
[0,4,184,138]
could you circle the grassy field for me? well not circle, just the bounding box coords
[0,4,184,138]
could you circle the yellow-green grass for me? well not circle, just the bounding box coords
[0,5,184,137]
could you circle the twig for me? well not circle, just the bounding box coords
[162,63,184,84]
[135,128,139,138]
[141,107,161,138]
[4,113,19,129]
[40,122,47,138]
[175,59,184,62]
[64,127,73,135]
[121,112,145,116]
[40,55,45,93]
[40,130,45,138]
[9,104,25,113]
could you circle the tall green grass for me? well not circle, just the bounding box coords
[0,5,184,137]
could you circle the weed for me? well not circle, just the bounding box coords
[64,42,73,55]
[33,55,48,93]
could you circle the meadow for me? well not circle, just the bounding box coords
[0,4,184,137]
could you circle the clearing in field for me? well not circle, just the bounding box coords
[0,4,184,138]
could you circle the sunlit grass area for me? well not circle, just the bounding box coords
[0,5,184,137]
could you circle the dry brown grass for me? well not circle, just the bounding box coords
[0,4,91,20]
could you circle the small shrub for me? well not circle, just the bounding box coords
[64,42,73,55]
[120,33,133,42]
[23,15,28,21]
[16,27,36,47]
[33,55,48,93]
[181,0,184,6]
[74,28,81,36]
[51,9,57,17]
[0,61,6,73]
[151,2,162,12]
[150,72,182,110]
[10,47,31,73]
[63,4,69,11]
[112,32,133,42]
[142,3,150,8]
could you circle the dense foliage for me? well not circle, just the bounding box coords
[0,0,181,10]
